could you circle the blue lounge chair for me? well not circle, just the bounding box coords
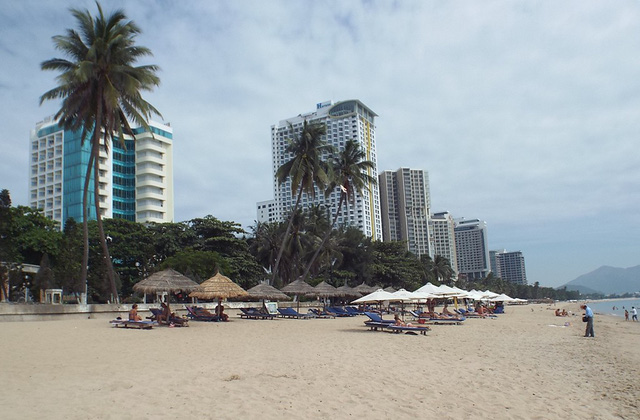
[363,311,395,330]
[277,307,311,319]
[387,325,429,335]
[328,306,354,317]
[345,306,363,316]
[186,306,220,321]
[239,308,276,320]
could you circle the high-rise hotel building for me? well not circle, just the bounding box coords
[454,218,491,281]
[268,100,382,239]
[29,117,174,227]
[430,211,459,277]
[490,250,528,285]
[379,168,432,257]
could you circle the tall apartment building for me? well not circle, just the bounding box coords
[454,218,490,281]
[269,100,382,239]
[256,199,277,223]
[379,168,432,257]
[429,211,458,276]
[491,250,527,285]
[29,117,174,227]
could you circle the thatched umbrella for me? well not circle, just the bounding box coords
[280,277,315,313]
[384,286,397,293]
[246,282,290,301]
[336,285,361,297]
[354,282,376,295]
[133,268,202,302]
[313,281,345,308]
[189,272,248,302]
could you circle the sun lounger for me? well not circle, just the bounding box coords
[277,307,311,319]
[150,307,189,326]
[239,308,276,320]
[185,306,220,321]
[308,308,334,318]
[327,306,354,317]
[110,319,154,329]
[387,325,429,335]
[345,306,363,316]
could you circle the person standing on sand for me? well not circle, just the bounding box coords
[632,307,638,322]
[581,304,594,337]
[625,309,629,321]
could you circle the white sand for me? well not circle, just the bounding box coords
[0,303,638,419]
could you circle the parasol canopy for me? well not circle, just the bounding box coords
[313,281,345,298]
[351,288,395,304]
[280,278,315,295]
[189,271,248,300]
[353,282,377,294]
[336,285,361,297]
[246,282,290,301]
[133,268,202,295]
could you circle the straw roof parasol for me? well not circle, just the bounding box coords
[354,282,377,294]
[189,272,248,300]
[336,285,361,297]
[313,281,345,298]
[246,282,290,301]
[133,268,202,294]
[280,278,315,295]
[383,286,396,293]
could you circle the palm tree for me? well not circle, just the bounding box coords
[300,139,376,281]
[271,120,332,284]
[40,2,161,302]
[432,255,454,285]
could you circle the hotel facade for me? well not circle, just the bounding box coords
[267,100,382,239]
[29,117,174,227]
[379,168,432,258]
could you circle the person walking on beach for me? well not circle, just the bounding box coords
[625,309,629,321]
[581,304,594,338]
[632,307,638,322]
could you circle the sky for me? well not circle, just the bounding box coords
[1,0,639,288]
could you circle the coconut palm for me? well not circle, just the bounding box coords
[300,139,376,281]
[432,254,454,285]
[271,120,332,284]
[40,2,161,302]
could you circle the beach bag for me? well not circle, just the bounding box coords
[582,315,588,322]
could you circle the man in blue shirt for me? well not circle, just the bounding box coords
[581,304,594,337]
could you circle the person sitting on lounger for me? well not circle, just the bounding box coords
[129,304,142,321]
[442,303,455,316]
[157,302,171,325]
[394,314,416,327]
[215,303,229,322]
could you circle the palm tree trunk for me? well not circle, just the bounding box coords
[80,150,95,304]
[92,145,118,303]
[270,186,304,285]
[301,192,345,281]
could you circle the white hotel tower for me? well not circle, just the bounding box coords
[29,117,174,227]
[267,100,382,240]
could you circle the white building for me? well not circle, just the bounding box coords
[491,250,528,285]
[454,218,491,281]
[29,117,174,227]
[379,168,432,257]
[430,211,458,276]
[256,199,277,224]
[269,100,382,239]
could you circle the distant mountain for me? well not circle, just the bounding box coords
[559,265,640,295]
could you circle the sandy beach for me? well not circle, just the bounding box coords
[0,303,638,420]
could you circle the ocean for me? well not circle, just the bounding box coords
[586,298,640,317]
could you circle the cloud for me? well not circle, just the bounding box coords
[1,0,639,287]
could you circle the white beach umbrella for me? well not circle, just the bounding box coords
[351,289,395,304]
[489,293,516,302]
[415,282,442,295]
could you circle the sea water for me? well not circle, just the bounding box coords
[586,299,640,317]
